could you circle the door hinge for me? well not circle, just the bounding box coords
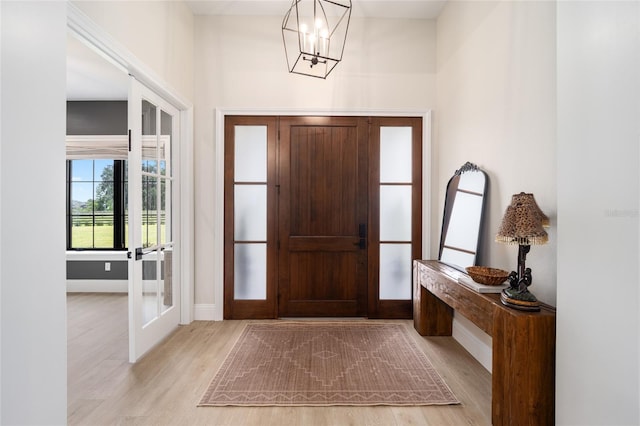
[128,129,132,152]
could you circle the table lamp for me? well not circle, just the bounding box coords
[495,192,549,311]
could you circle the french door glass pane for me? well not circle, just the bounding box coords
[160,179,168,245]
[141,251,159,326]
[142,175,159,248]
[380,185,412,241]
[235,125,267,182]
[234,243,267,300]
[160,110,172,177]
[379,243,412,300]
[142,100,158,173]
[380,127,412,183]
[161,248,173,313]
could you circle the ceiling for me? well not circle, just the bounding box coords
[67,0,447,100]
[186,1,447,19]
[67,34,129,101]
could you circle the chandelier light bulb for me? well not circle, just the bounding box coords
[282,0,352,79]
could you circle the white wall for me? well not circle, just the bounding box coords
[72,0,195,103]
[0,2,67,424]
[557,1,639,424]
[437,0,557,305]
[194,16,437,310]
[435,0,556,370]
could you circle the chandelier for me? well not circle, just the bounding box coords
[282,0,352,79]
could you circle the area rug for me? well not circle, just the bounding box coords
[198,322,459,406]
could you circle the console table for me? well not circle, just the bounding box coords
[413,260,556,426]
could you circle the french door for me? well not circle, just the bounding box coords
[128,78,180,362]
[224,115,421,319]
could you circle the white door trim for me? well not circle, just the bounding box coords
[67,3,194,325]
[213,108,432,321]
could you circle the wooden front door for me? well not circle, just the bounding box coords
[278,117,369,317]
[224,115,422,320]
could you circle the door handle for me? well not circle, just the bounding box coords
[135,247,143,261]
[354,224,366,249]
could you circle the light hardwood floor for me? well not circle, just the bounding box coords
[67,293,492,425]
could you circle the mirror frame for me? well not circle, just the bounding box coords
[438,161,488,270]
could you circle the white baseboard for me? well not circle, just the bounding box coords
[67,279,128,293]
[194,303,217,321]
[452,312,493,373]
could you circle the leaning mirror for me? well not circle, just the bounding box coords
[438,162,488,271]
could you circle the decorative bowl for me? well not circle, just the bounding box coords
[465,266,510,286]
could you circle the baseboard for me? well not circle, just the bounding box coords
[194,303,217,321]
[452,312,493,373]
[67,280,128,293]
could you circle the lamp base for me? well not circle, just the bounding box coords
[501,288,541,312]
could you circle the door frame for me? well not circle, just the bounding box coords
[214,109,432,320]
[67,4,195,325]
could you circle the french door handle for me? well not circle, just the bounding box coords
[135,247,143,261]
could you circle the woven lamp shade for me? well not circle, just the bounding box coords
[496,193,548,245]
[511,192,550,228]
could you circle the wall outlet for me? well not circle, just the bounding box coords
[105,262,111,272]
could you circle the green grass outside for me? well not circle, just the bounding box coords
[72,224,167,249]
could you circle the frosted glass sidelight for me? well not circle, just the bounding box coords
[234,185,267,241]
[234,243,267,300]
[235,126,267,182]
[379,244,412,300]
[380,127,412,183]
[380,185,412,241]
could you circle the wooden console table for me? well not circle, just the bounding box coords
[413,260,556,426]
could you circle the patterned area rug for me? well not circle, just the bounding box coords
[198,322,459,406]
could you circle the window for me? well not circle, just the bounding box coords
[66,159,127,249]
[378,126,413,300]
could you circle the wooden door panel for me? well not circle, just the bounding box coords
[289,252,358,301]
[289,126,358,236]
[279,116,368,317]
